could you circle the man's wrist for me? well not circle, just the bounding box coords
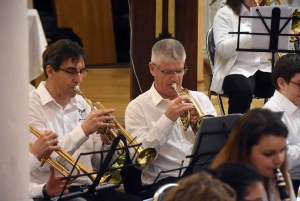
[42,184,51,199]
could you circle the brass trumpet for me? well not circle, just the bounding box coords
[172,83,214,134]
[29,125,111,184]
[74,86,157,169]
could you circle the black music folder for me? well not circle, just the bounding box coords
[183,114,242,176]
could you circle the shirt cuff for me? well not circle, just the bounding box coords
[68,125,89,146]
[29,183,44,199]
[29,152,41,174]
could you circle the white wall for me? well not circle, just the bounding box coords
[0,0,29,200]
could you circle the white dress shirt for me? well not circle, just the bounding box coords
[264,90,300,179]
[29,82,106,194]
[125,83,217,185]
[211,4,271,94]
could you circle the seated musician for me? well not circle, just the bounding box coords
[263,53,300,196]
[125,38,217,198]
[29,39,141,201]
[211,108,296,201]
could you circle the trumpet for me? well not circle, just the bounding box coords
[172,83,214,134]
[29,125,111,184]
[74,85,157,169]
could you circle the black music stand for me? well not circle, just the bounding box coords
[183,114,242,177]
[50,135,141,201]
[147,114,241,191]
[229,6,300,69]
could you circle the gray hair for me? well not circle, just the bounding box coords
[151,39,186,65]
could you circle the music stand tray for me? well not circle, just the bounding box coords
[184,114,242,176]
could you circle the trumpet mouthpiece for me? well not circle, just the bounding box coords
[74,85,80,92]
[172,83,177,89]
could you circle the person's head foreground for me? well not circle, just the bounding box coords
[164,171,236,201]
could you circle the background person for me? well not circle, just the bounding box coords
[211,0,274,114]
[29,39,141,201]
[263,53,300,196]
[125,38,217,198]
[211,108,296,201]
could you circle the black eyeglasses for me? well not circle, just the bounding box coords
[58,67,88,77]
[290,80,300,90]
[152,62,188,77]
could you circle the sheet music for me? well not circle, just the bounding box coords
[250,5,293,50]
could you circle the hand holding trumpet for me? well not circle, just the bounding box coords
[30,130,60,160]
[165,96,194,122]
[81,109,116,137]
[29,130,72,198]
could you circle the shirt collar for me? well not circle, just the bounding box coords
[36,81,77,107]
[150,82,170,106]
[273,90,299,116]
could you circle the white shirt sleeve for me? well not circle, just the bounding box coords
[28,183,44,199]
[214,6,251,59]
[125,101,175,153]
[28,152,44,199]
[29,152,40,174]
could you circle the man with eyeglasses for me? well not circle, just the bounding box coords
[29,39,141,201]
[263,53,300,196]
[124,38,217,199]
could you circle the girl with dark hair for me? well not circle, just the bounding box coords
[211,0,274,114]
[211,108,296,200]
[214,162,263,201]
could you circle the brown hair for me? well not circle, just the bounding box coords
[164,171,235,201]
[42,39,86,78]
[211,108,290,193]
[226,0,243,15]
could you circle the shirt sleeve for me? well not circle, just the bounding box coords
[192,91,218,117]
[29,152,40,174]
[125,101,175,153]
[28,182,44,199]
[91,134,115,169]
[213,7,251,60]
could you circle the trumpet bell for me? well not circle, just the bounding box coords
[192,115,214,134]
[136,148,157,169]
[291,11,300,42]
[260,0,274,6]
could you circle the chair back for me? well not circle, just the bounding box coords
[153,183,178,201]
[206,26,216,68]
